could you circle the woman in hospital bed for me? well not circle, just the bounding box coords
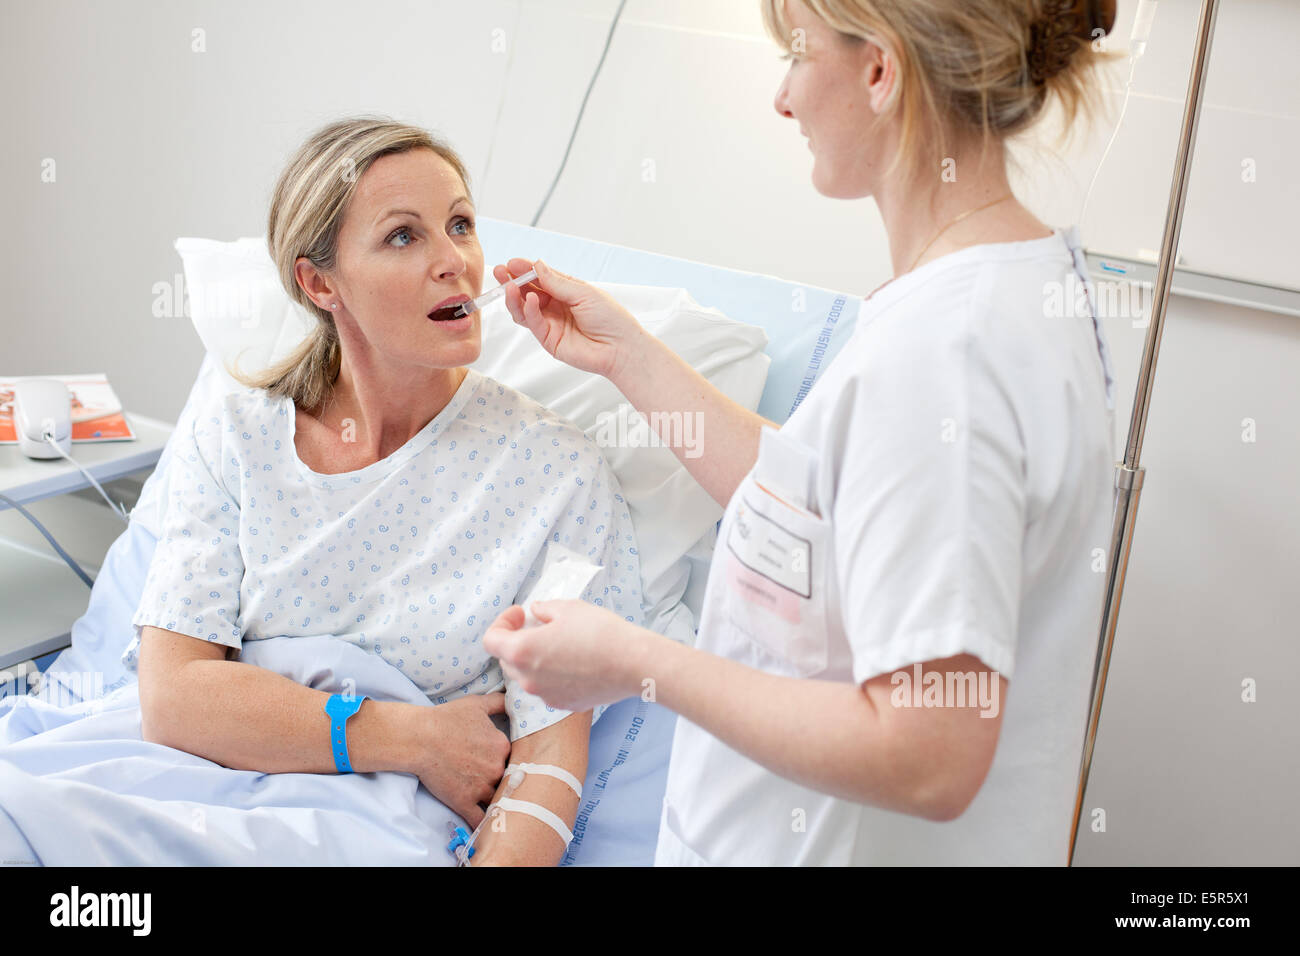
[126,116,644,866]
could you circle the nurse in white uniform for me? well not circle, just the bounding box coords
[484,0,1120,865]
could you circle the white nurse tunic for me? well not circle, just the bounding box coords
[655,226,1118,865]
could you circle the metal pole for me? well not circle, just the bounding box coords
[1068,0,1222,866]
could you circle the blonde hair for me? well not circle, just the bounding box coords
[233,116,472,412]
[761,0,1120,186]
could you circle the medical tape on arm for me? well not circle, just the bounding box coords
[493,797,574,845]
[506,762,583,799]
[490,762,583,846]
[451,761,586,863]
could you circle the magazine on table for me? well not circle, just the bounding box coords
[0,373,136,443]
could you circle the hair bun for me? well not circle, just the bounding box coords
[1028,0,1117,85]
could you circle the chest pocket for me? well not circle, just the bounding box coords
[715,470,832,678]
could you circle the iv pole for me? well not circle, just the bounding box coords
[1068,0,1222,866]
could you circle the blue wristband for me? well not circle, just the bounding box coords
[324,693,369,773]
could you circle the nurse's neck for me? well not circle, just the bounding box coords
[315,332,467,465]
[874,135,1046,278]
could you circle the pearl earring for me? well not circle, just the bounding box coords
[330,303,338,310]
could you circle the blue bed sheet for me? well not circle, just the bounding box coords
[21,516,675,866]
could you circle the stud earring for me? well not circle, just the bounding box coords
[330,303,339,310]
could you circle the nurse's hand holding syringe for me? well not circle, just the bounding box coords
[491,260,641,380]
[493,258,778,508]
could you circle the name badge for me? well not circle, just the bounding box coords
[725,493,812,617]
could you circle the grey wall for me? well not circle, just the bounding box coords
[3,0,1297,864]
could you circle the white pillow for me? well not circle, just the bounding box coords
[174,237,315,384]
[153,236,771,642]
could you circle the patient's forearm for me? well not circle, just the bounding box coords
[610,328,775,508]
[141,658,418,776]
[470,712,589,867]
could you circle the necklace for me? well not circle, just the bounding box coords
[864,192,1015,302]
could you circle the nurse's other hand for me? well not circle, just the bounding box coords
[409,692,510,829]
[483,601,642,712]
[493,258,646,381]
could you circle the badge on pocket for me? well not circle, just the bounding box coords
[726,496,812,615]
[715,429,831,678]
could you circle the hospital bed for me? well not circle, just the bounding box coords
[3,217,862,866]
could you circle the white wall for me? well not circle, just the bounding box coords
[3,0,1297,863]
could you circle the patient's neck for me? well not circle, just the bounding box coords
[314,347,467,466]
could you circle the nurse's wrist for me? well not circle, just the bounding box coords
[606,324,656,390]
[620,622,674,699]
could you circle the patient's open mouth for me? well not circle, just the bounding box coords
[427,306,464,322]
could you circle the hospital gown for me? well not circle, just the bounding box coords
[126,367,644,739]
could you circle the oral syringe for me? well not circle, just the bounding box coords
[451,269,539,319]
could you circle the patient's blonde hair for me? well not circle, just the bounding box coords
[232,116,472,413]
[761,0,1120,186]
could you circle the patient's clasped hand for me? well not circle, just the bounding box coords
[445,545,602,863]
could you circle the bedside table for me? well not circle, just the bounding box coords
[0,413,174,672]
